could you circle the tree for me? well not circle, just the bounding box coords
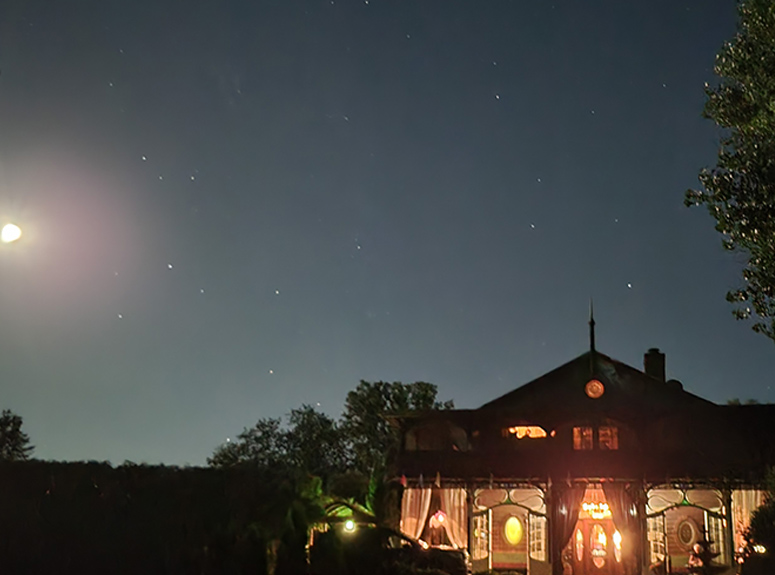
[341,380,453,477]
[208,406,349,482]
[686,0,775,341]
[741,469,775,574]
[0,409,33,461]
[208,417,288,470]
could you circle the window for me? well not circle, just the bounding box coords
[647,515,666,564]
[506,425,547,439]
[471,511,490,561]
[598,426,619,450]
[529,513,547,561]
[706,512,728,565]
[573,426,594,450]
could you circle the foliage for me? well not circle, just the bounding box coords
[0,460,310,574]
[209,405,349,483]
[0,409,33,461]
[211,380,452,541]
[342,380,453,476]
[686,0,775,341]
[211,381,452,513]
[741,468,775,574]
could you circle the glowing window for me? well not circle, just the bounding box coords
[575,528,584,561]
[613,530,622,563]
[504,516,524,546]
[573,427,594,450]
[590,524,607,569]
[598,426,619,450]
[507,425,547,439]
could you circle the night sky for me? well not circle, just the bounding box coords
[0,0,772,465]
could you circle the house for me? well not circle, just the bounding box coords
[395,332,775,575]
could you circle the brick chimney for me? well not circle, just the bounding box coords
[644,348,665,381]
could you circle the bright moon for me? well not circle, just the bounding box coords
[1,223,22,243]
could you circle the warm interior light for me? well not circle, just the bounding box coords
[507,425,547,439]
[754,544,767,554]
[582,502,612,519]
[504,516,523,546]
[1,223,21,243]
[429,510,447,528]
[613,530,622,562]
[343,519,356,532]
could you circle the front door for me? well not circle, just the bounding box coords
[567,517,624,575]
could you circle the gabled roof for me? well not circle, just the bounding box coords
[477,350,713,423]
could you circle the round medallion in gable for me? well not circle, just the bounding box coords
[585,379,605,399]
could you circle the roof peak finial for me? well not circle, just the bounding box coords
[589,298,596,352]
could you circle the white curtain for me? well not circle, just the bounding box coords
[400,487,432,540]
[440,488,468,549]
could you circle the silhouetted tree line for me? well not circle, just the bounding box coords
[0,382,453,575]
[209,380,453,519]
[0,459,324,575]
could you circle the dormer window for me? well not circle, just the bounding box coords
[573,425,619,450]
[573,426,594,450]
[598,426,619,450]
[507,425,548,439]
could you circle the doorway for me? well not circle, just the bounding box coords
[562,486,625,575]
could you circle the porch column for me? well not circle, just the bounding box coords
[723,489,734,567]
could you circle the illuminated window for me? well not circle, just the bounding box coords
[575,528,584,561]
[598,426,619,450]
[573,427,593,450]
[613,530,622,563]
[590,524,607,569]
[507,425,548,439]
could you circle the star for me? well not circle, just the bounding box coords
[141,155,147,161]
[167,263,174,270]
[268,369,274,374]
[275,289,280,295]
[117,313,123,319]
[627,283,632,289]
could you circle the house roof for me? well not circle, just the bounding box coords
[395,348,775,484]
[476,350,713,424]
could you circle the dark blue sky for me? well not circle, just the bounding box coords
[0,0,771,465]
